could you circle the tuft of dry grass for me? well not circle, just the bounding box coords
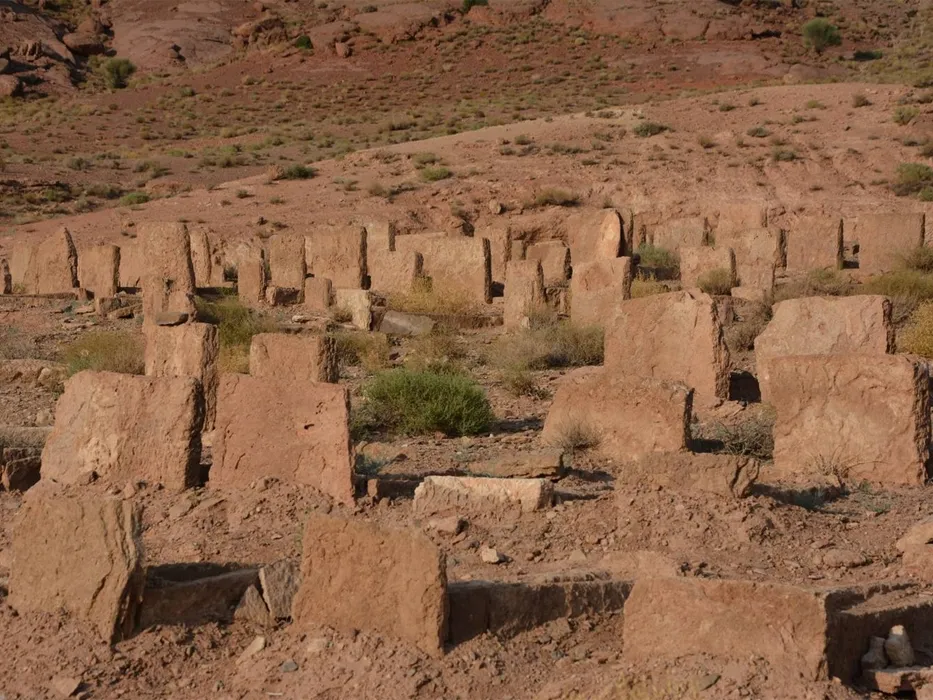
[725,301,771,352]
[630,272,668,298]
[332,330,391,373]
[697,268,733,296]
[388,277,478,316]
[194,296,276,373]
[898,301,933,356]
[772,268,850,303]
[60,331,144,376]
[547,418,601,454]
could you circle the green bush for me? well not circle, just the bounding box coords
[635,243,679,275]
[697,268,734,295]
[894,106,920,126]
[420,166,452,182]
[360,369,495,436]
[802,18,841,54]
[60,331,144,377]
[119,191,150,206]
[899,302,933,356]
[99,58,136,89]
[195,297,275,372]
[294,35,312,50]
[274,164,315,180]
[633,121,669,138]
[892,163,933,196]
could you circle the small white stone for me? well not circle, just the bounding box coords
[885,625,915,667]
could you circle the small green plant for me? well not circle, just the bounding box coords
[533,188,580,207]
[273,164,316,180]
[771,147,798,162]
[60,331,144,377]
[294,35,312,50]
[635,243,679,275]
[852,93,872,108]
[98,57,136,89]
[119,191,150,206]
[899,302,933,357]
[697,268,734,295]
[894,106,920,126]
[633,121,669,138]
[194,297,275,372]
[359,368,495,436]
[802,18,841,55]
[747,126,770,138]
[892,163,933,196]
[420,166,452,182]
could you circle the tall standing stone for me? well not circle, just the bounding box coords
[23,227,79,294]
[569,257,633,327]
[269,233,306,297]
[78,244,121,299]
[504,259,545,329]
[139,222,197,324]
[305,226,367,289]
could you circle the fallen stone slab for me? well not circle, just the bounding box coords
[10,490,144,642]
[0,359,66,389]
[378,310,436,336]
[41,371,205,491]
[618,452,759,498]
[291,513,448,656]
[139,564,259,629]
[413,476,553,518]
[863,666,933,694]
[248,333,337,383]
[464,449,565,480]
[448,575,631,644]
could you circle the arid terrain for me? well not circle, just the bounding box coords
[3,0,933,698]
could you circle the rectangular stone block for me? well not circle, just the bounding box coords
[618,452,759,498]
[144,322,219,430]
[235,242,267,307]
[770,354,931,485]
[478,222,512,283]
[569,257,633,327]
[679,246,736,289]
[786,216,843,273]
[650,216,708,252]
[212,375,354,503]
[306,226,366,289]
[10,239,34,286]
[118,242,143,289]
[303,277,333,311]
[188,225,225,288]
[542,367,692,463]
[368,249,423,296]
[755,295,894,400]
[715,227,783,291]
[413,476,553,518]
[525,240,571,286]
[333,288,372,330]
[41,371,205,491]
[566,208,625,263]
[465,448,565,479]
[78,244,120,299]
[139,222,197,323]
[291,513,447,656]
[853,213,925,274]
[504,259,545,330]
[268,233,306,295]
[249,333,337,383]
[604,290,731,400]
[22,228,79,295]
[715,202,768,236]
[361,219,395,252]
[395,234,492,304]
[10,492,143,643]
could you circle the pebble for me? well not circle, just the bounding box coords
[280,659,299,673]
[480,546,505,564]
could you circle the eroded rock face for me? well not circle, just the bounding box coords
[41,371,204,491]
[604,290,731,401]
[291,513,448,656]
[248,333,337,383]
[565,208,625,263]
[525,241,570,286]
[679,246,735,289]
[770,354,931,486]
[78,244,120,299]
[268,234,306,297]
[211,375,354,503]
[619,452,759,498]
[542,367,692,463]
[9,490,144,643]
[755,295,894,400]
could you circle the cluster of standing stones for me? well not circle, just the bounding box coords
[4,204,933,691]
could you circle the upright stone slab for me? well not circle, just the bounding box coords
[78,244,120,299]
[268,233,306,296]
[41,371,204,491]
[22,227,79,294]
[368,249,423,295]
[305,226,366,289]
[236,242,267,307]
[679,246,736,289]
[566,208,624,263]
[504,259,545,330]
[333,288,372,330]
[139,222,197,324]
[853,213,926,274]
[189,225,225,288]
[212,375,354,503]
[118,242,143,289]
[715,227,783,291]
[715,202,768,236]
[144,322,219,430]
[303,277,333,311]
[755,295,894,400]
[786,216,843,273]
[1,257,10,294]
[394,233,492,303]
[10,492,143,643]
[10,240,34,287]
[569,257,633,327]
[604,290,731,400]
[361,219,395,252]
[650,216,708,252]
[478,222,512,283]
[525,240,571,286]
[541,367,692,462]
[249,333,337,383]
[770,354,931,485]
[291,513,447,656]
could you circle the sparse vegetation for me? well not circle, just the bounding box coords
[697,268,734,296]
[894,106,920,125]
[863,270,933,323]
[533,188,580,207]
[706,408,775,461]
[272,164,316,180]
[194,296,276,372]
[294,35,312,50]
[899,301,933,356]
[388,277,478,316]
[633,121,669,138]
[547,418,601,454]
[852,93,872,108]
[891,163,933,197]
[0,326,40,360]
[630,272,668,298]
[802,18,841,55]
[747,126,770,138]
[772,268,850,302]
[404,330,466,374]
[98,57,136,89]
[490,318,604,374]
[358,368,495,436]
[725,302,771,352]
[635,243,679,277]
[60,331,144,377]
[332,330,391,373]
[119,191,150,206]
[898,246,933,273]
[420,165,452,182]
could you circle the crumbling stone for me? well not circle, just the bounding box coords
[525,241,570,286]
[786,216,843,273]
[569,257,633,327]
[248,333,337,383]
[413,476,553,518]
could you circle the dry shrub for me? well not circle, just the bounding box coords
[388,277,478,316]
[898,301,933,356]
[863,270,933,323]
[60,331,144,377]
[897,246,933,273]
[705,408,775,461]
[490,320,604,373]
[0,325,41,360]
[332,330,391,373]
[195,296,276,373]
[725,301,771,352]
[630,273,668,299]
[404,330,465,374]
[500,367,548,398]
[547,418,601,454]
[697,268,733,296]
[772,268,850,303]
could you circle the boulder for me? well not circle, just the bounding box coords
[268,234,306,298]
[259,559,301,620]
[566,208,625,263]
[852,213,925,274]
[248,333,337,383]
[395,233,492,303]
[618,452,759,498]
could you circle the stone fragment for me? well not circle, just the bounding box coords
[650,216,708,252]
[525,241,571,286]
[465,449,565,479]
[604,290,731,401]
[139,564,259,628]
[259,559,301,620]
[333,288,372,330]
[268,234,307,297]
[619,452,759,498]
[770,354,931,485]
[41,371,204,491]
[52,676,81,698]
[480,546,505,564]
[542,367,692,462]
[22,228,79,295]
[378,310,435,336]
[237,636,266,664]
[504,259,545,329]
[861,636,888,671]
[427,516,465,535]
[10,492,143,643]
[569,257,633,327]
[139,222,197,324]
[413,476,552,518]
[1,257,10,294]
[303,277,332,311]
[715,227,783,291]
[305,226,367,289]
[679,246,735,290]
[853,213,925,274]
[145,322,219,430]
[249,333,337,383]
[234,584,272,626]
[78,244,120,299]
[291,513,448,656]
[886,625,915,667]
[212,375,354,503]
[786,216,843,272]
[265,285,301,306]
